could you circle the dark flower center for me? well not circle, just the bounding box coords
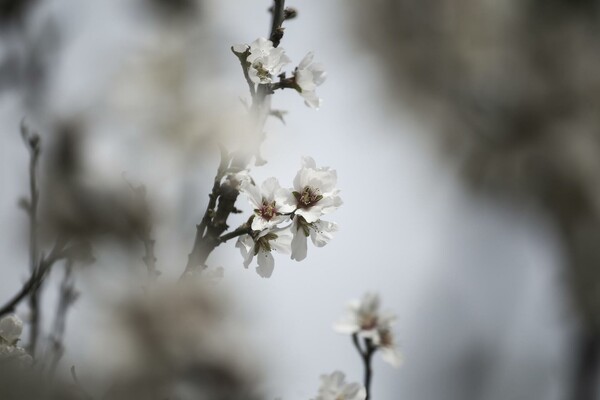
[257,199,277,221]
[293,186,323,209]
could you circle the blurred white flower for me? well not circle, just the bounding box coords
[313,371,366,400]
[0,315,31,366]
[335,293,402,368]
[236,227,292,278]
[295,52,326,109]
[377,324,403,367]
[290,216,338,261]
[240,177,294,231]
[0,315,23,345]
[236,37,291,85]
[282,156,342,223]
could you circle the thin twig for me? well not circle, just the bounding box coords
[47,258,78,377]
[352,333,376,400]
[269,0,286,48]
[20,121,43,356]
[0,238,67,318]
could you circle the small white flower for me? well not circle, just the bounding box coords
[244,37,291,85]
[290,216,338,261]
[295,52,327,109]
[0,314,23,345]
[240,177,294,231]
[376,324,403,367]
[282,157,342,223]
[0,314,32,366]
[335,293,402,368]
[313,371,366,400]
[236,227,291,278]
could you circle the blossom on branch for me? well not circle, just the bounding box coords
[294,52,327,109]
[236,227,291,278]
[313,371,366,400]
[240,177,294,231]
[234,37,291,85]
[290,216,338,261]
[335,293,402,367]
[0,314,31,366]
[282,156,342,223]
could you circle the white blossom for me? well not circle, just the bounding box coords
[282,157,342,224]
[236,37,291,85]
[290,216,338,261]
[0,314,23,345]
[334,293,402,368]
[0,314,31,366]
[240,177,294,231]
[295,52,327,109]
[236,227,291,278]
[313,371,366,400]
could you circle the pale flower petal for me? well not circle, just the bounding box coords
[291,223,308,261]
[256,249,274,278]
[0,315,23,345]
[310,220,338,247]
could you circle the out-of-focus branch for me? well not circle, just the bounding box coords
[47,259,78,377]
[20,121,44,356]
[0,237,68,319]
[352,333,375,400]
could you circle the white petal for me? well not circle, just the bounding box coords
[333,320,360,334]
[240,180,262,208]
[295,205,324,223]
[301,156,317,169]
[232,43,249,54]
[270,227,292,254]
[301,90,322,109]
[261,177,281,199]
[296,69,317,92]
[251,216,269,231]
[236,235,255,268]
[0,315,23,344]
[381,347,403,368]
[290,223,308,261]
[274,188,296,213]
[310,220,338,247]
[298,51,314,70]
[256,249,274,278]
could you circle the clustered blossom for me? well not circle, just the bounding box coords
[236,157,342,277]
[0,314,32,366]
[335,293,402,367]
[233,38,326,108]
[312,371,366,400]
[233,37,290,85]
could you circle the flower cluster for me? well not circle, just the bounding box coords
[0,314,31,366]
[335,293,402,367]
[236,157,341,278]
[312,371,366,400]
[233,38,326,109]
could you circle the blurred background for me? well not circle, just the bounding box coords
[0,0,595,399]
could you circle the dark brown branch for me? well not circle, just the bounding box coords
[218,225,252,244]
[0,238,67,318]
[269,0,286,48]
[352,333,376,400]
